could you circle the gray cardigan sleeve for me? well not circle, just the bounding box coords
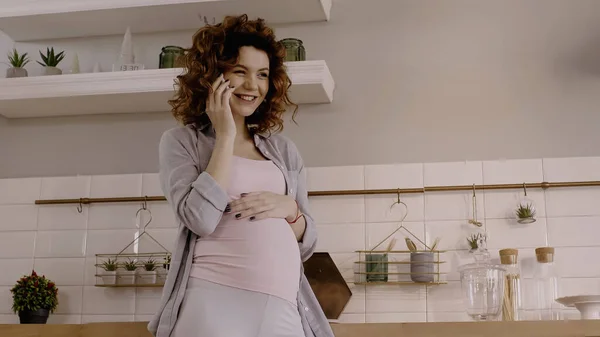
[158,128,229,237]
[288,142,318,262]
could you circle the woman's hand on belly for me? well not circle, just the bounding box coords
[227,191,297,222]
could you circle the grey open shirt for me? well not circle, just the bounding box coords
[147,124,335,337]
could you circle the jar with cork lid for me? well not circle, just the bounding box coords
[499,248,522,321]
[532,247,561,320]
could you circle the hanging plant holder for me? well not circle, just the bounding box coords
[94,199,171,287]
[515,183,537,224]
[354,190,447,285]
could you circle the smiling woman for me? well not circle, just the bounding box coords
[169,15,297,135]
[148,14,334,337]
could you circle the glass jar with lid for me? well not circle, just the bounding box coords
[458,241,506,321]
[499,248,522,321]
[532,247,561,320]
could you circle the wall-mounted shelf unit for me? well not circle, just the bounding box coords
[0,60,334,118]
[0,0,332,42]
[354,250,447,286]
[94,252,171,288]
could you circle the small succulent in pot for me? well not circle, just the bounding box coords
[37,47,65,75]
[99,258,118,285]
[118,258,137,285]
[515,202,536,224]
[6,48,30,78]
[143,258,157,272]
[122,259,138,271]
[139,258,158,284]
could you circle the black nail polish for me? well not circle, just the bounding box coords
[235,213,241,219]
[241,193,248,197]
[250,216,255,221]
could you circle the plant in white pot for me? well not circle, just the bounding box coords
[138,258,158,285]
[99,258,118,285]
[37,47,65,76]
[6,48,30,78]
[118,258,137,285]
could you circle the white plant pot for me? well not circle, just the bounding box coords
[156,270,167,284]
[101,270,117,285]
[6,67,28,78]
[137,270,157,284]
[118,270,136,285]
[43,66,62,76]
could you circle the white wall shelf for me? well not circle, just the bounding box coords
[0,60,334,119]
[0,0,332,42]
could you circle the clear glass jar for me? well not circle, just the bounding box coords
[499,248,522,321]
[458,242,506,321]
[532,247,561,320]
[458,262,506,321]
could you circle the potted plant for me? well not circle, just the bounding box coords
[408,237,439,283]
[99,258,118,285]
[118,258,137,285]
[467,233,487,252]
[37,47,65,75]
[515,202,536,224]
[138,258,158,284]
[6,48,30,78]
[10,270,58,324]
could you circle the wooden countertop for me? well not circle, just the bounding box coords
[1,320,599,337]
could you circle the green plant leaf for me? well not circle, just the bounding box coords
[38,47,65,67]
[7,49,30,67]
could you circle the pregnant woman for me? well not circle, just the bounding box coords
[147,14,334,337]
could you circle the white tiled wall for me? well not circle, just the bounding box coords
[0,174,177,324]
[1,156,600,324]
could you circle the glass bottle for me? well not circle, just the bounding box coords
[532,247,561,320]
[499,248,522,321]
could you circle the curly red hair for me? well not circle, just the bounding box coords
[169,14,297,135]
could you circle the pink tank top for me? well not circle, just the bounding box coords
[190,156,301,304]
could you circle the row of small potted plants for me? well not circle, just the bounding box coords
[5,47,66,78]
[98,255,171,286]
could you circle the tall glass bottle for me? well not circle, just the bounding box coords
[532,247,561,320]
[499,248,522,321]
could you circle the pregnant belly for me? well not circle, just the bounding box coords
[192,216,301,295]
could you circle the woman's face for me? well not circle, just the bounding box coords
[224,46,270,118]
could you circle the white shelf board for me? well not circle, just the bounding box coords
[0,60,334,119]
[0,0,332,41]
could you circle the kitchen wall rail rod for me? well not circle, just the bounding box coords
[34,180,600,205]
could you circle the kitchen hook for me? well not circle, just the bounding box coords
[77,198,83,213]
[468,184,483,227]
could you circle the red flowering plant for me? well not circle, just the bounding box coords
[10,270,59,314]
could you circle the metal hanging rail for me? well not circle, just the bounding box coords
[33,180,600,206]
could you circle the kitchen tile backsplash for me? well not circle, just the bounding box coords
[0,156,599,324]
